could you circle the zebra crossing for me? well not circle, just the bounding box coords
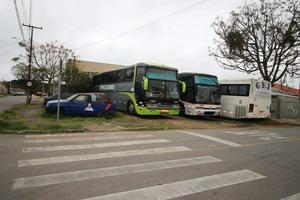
[13,132,267,199]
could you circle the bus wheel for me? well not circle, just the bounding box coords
[127,101,136,114]
[179,104,185,116]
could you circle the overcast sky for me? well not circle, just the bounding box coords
[0,0,299,87]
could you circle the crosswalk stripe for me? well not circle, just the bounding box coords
[25,132,142,138]
[179,130,243,147]
[12,156,221,190]
[280,192,300,200]
[82,169,266,200]
[24,134,154,144]
[22,139,171,153]
[18,146,191,167]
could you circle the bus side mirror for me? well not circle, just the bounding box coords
[180,81,186,93]
[143,77,149,91]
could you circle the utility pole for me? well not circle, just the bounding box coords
[22,23,42,104]
[57,58,63,121]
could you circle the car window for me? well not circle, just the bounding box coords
[95,94,106,102]
[73,95,88,103]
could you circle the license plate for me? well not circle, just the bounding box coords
[161,109,169,113]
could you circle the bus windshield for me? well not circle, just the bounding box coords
[196,85,220,104]
[146,68,177,81]
[194,75,218,85]
[146,80,179,99]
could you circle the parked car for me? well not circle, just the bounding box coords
[44,93,74,105]
[45,93,117,117]
[13,91,26,96]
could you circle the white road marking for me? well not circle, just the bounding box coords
[18,146,191,167]
[82,169,266,200]
[224,130,289,141]
[22,139,171,153]
[25,132,143,138]
[12,156,221,190]
[179,131,243,147]
[24,134,154,144]
[281,192,300,200]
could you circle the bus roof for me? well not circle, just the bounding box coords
[178,72,217,78]
[219,79,270,84]
[94,62,178,76]
[136,62,178,71]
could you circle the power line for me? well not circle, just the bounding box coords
[20,0,28,24]
[114,0,207,39]
[13,0,25,41]
[29,0,32,25]
[71,0,207,49]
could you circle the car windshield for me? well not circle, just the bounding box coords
[146,80,179,99]
[195,85,220,104]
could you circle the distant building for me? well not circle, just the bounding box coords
[272,83,299,96]
[0,82,8,94]
[74,60,125,76]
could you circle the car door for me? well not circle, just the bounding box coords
[91,94,108,115]
[68,94,89,115]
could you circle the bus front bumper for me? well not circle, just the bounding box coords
[135,106,179,116]
[185,104,221,116]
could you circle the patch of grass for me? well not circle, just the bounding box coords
[0,119,27,131]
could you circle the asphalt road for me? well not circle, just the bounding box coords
[0,127,299,200]
[0,96,27,113]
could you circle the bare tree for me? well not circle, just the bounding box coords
[33,41,75,94]
[210,0,300,84]
[12,41,75,94]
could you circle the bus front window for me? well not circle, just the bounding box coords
[196,85,220,104]
[146,80,178,99]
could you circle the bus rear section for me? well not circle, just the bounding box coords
[178,73,220,117]
[220,80,271,119]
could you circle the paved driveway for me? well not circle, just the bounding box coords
[0,96,27,113]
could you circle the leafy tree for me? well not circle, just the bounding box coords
[64,59,93,93]
[210,0,300,84]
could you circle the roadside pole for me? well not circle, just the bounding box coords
[22,24,42,104]
[57,58,62,121]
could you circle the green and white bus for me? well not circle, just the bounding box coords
[93,63,181,115]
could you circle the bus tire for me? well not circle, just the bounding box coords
[179,103,185,116]
[127,101,136,115]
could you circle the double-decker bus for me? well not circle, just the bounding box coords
[178,73,220,116]
[219,79,271,119]
[93,63,181,115]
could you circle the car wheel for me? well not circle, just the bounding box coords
[127,101,136,114]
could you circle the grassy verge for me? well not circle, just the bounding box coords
[1,100,299,134]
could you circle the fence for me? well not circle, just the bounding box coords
[271,95,300,119]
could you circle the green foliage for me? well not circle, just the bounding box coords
[64,59,93,92]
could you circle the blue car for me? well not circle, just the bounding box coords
[45,93,117,117]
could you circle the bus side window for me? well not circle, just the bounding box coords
[126,68,133,81]
[220,85,228,95]
[229,85,239,95]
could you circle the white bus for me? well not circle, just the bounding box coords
[220,79,271,119]
[178,73,220,116]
